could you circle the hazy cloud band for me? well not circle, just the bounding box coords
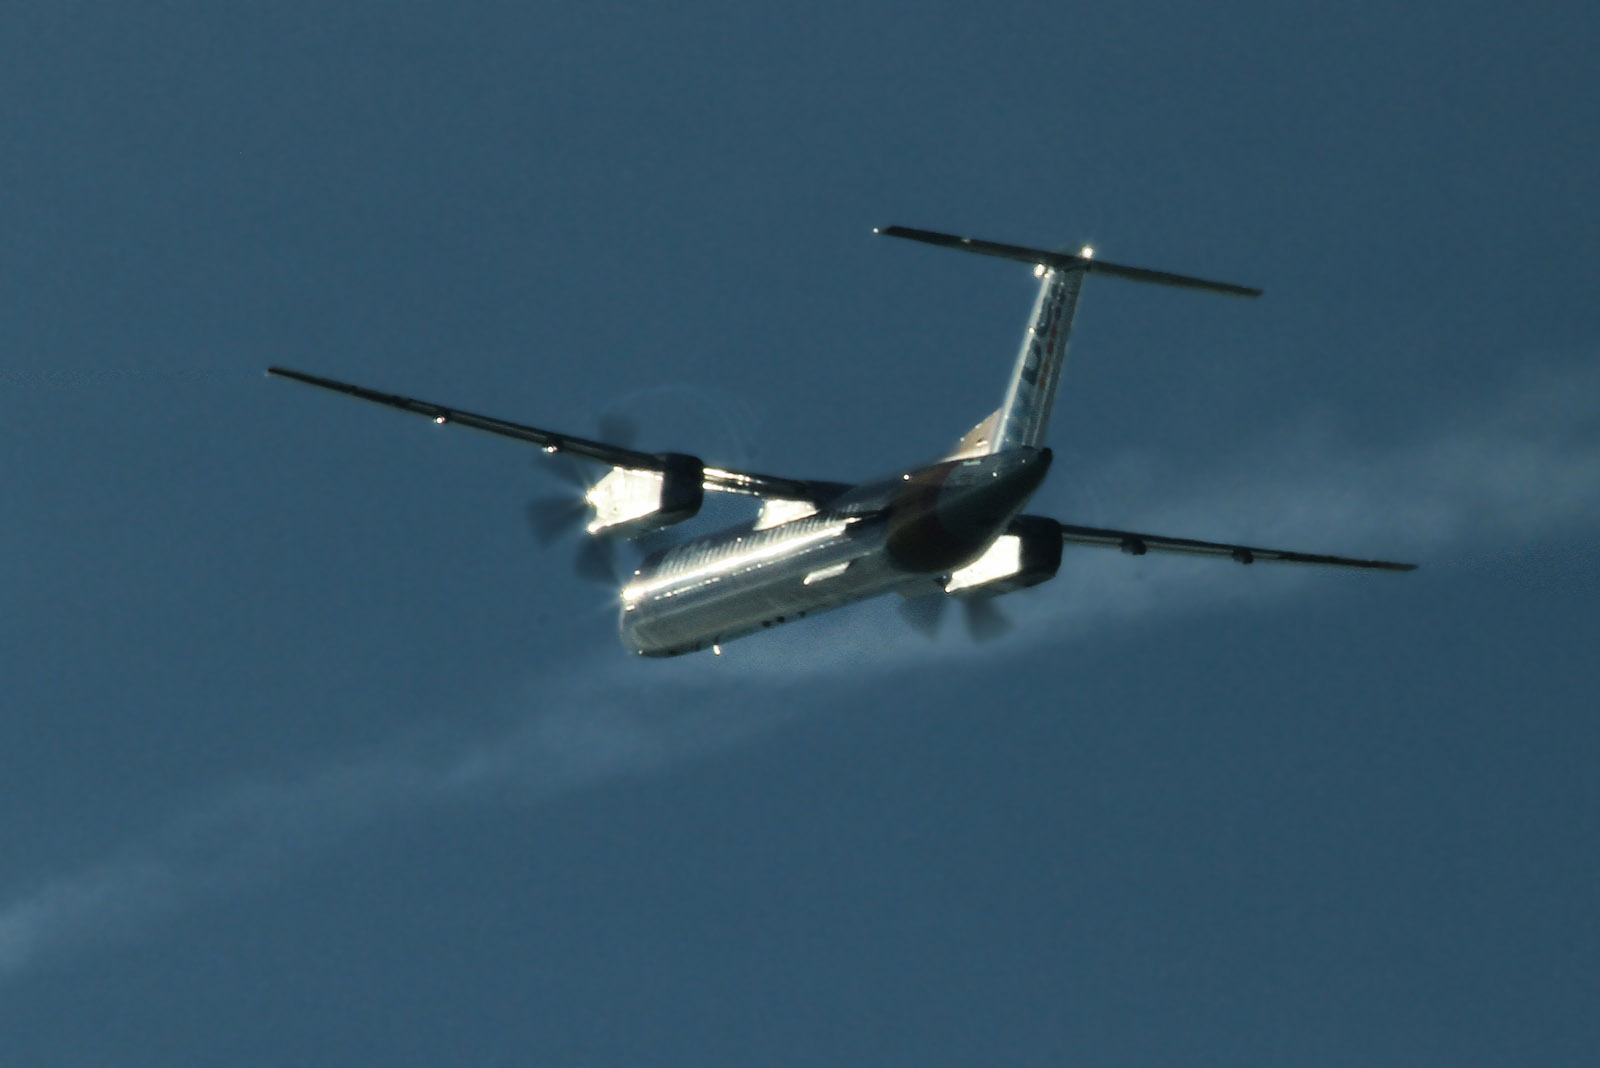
[3,364,1596,982]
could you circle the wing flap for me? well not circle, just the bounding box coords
[1057,521,1417,571]
[268,367,834,503]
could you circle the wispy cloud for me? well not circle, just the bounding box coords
[3,364,1597,981]
[0,665,802,982]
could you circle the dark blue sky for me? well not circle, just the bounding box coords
[3,3,1597,1065]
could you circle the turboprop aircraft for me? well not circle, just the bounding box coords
[269,225,1415,657]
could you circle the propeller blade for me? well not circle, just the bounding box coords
[574,537,621,585]
[527,410,652,582]
[898,594,948,638]
[527,496,589,546]
[596,411,639,450]
[961,597,1014,643]
[527,449,599,545]
[540,453,592,491]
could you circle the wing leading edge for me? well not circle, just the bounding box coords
[267,367,837,503]
[1056,520,1416,571]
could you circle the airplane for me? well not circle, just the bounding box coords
[269,225,1416,657]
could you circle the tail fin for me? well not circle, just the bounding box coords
[992,262,1085,452]
[937,253,1087,455]
[948,408,1001,459]
[877,226,1261,457]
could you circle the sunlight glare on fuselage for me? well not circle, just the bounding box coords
[620,517,858,604]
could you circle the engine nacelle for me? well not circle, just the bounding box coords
[585,453,704,538]
[944,515,1063,597]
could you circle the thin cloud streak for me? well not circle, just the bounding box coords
[0,668,803,983]
[2,365,1596,981]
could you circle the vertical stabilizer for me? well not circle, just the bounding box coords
[990,265,1085,453]
[948,407,1001,459]
[945,266,1084,457]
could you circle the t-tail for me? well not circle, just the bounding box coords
[875,226,1262,457]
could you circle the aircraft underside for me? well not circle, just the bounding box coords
[620,513,908,656]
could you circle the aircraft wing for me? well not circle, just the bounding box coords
[267,368,839,503]
[1056,520,1417,571]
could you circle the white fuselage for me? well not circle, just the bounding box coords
[619,512,908,656]
[619,447,1051,656]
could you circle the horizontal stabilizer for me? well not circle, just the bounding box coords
[875,225,1262,298]
[1056,520,1416,571]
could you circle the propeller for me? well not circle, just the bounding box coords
[897,589,1014,643]
[596,411,638,451]
[527,456,593,545]
[960,596,1014,643]
[574,536,625,586]
[897,591,948,637]
[524,411,646,585]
